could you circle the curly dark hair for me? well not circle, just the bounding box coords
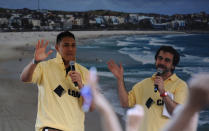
[155,46,180,72]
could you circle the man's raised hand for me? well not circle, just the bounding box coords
[34,40,53,61]
[107,60,124,80]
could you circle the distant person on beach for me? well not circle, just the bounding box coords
[20,31,93,131]
[107,46,188,131]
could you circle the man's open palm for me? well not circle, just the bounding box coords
[107,60,124,80]
[34,40,53,61]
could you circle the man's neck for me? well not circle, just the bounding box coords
[63,59,70,68]
[162,72,173,81]
[63,59,76,68]
[64,62,69,68]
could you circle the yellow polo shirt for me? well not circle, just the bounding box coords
[31,53,89,131]
[128,74,188,131]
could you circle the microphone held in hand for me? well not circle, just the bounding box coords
[154,68,163,92]
[70,61,78,87]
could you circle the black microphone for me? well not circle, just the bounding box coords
[70,61,78,87]
[154,68,163,92]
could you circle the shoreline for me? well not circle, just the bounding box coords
[0,30,186,61]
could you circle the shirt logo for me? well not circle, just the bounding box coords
[68,89,80,98]
[145,97,164,108]
[54,85,80,98]
[54,85,65,97]
[157,99,164,106]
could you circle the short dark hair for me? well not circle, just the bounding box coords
[56,31,75,44]
[155,45,180,69]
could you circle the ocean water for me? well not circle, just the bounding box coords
[65,33,209,130]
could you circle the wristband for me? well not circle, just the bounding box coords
[160,91,168,97]
[32,58,41,64]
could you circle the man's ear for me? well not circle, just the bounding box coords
[55,44,59,51]
[171,65,175,70]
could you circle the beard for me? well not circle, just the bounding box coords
[156,64,170,74]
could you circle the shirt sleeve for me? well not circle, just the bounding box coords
[128,89,136,107]
[128,82,143,107]
[174,81,188,104]
[31,63,43,85]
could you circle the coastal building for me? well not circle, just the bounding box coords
[65,14,74,18]
[9,16,22,30]
[138,16,154,22]
[152,23,169,30]
[89,18,97,25]
[32,19,41,27]
[103,16,110,22]
[171,20,185,30]
[129,14,138,23]
[63,19,73,30]
[104,15,114,25]
[0,8,208,31]
[0,18,9,25]
[95,16,105,24]
[74,18,84,26]
[117,16,125,24]
[58,14,64,18]
[109,16,119,25]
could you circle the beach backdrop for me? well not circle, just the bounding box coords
[0,31,208,131]
[76,32,209,131]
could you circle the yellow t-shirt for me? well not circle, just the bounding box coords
[31,53,89,131]
[128,74,188,131]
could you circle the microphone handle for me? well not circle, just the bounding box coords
[71,64,78,87]
[74,81,78,87]
[154,84,158,92]
[154,72,161,92]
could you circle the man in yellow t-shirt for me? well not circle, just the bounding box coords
[20,31,93,131]
[107,46,188,131]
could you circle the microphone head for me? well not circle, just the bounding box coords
[156,68,163,76]
[69,61,75,66]
[69,61,76,71]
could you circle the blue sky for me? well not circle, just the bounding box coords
[0,0,209,15]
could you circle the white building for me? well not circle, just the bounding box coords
[74,18,84,26]
[63,19,73,29]
[89,19,97,24]
[171,20,186,30]
[58,14,64,18]
[0,18,9,25]
[12,13,21,17]
[65,14,74,18]
[103,16,110,22]
[138,16,154,22]
[129,14,139,23]
[32,19,41,27]
[117,16,125,24]
[129,14,138,18]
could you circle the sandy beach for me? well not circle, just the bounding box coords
[0,30,185,131]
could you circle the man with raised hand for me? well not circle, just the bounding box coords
[20,31,93,131]
[107,46,188,131]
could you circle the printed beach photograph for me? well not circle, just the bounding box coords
[0,0,209,131]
